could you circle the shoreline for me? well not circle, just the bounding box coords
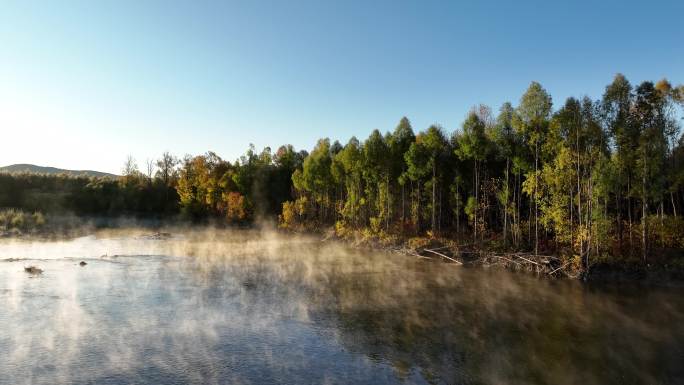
[310,227,684,284]
[3,221,684,284]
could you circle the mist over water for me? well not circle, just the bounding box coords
[1,229,682,385]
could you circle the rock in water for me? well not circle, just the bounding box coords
[24,266,43,274]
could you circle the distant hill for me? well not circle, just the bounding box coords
[0,164,119,178]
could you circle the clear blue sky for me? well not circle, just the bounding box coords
[1,0,682,174]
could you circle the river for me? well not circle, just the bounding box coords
[0,229,682,384]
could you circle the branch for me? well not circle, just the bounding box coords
[423,248,463,265]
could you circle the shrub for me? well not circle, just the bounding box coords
[0,208,47,233]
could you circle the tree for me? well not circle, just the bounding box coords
[122,155,139,177]
[602,74,634,251]
[145,159,155,183]
[388,117,415,225]
[420,125,448,234]
[404,136,431,231]
[632,81,669,261]
[514,82,553,255]
[655,79,683,218]
[492,102,517,246]
[454,110,490,242]
[297,139,334,222]
[156,152,179,186]
[332,137,363,227]
[363,130,391,232]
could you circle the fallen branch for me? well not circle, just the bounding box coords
[423,248,463,265]
[487,255,522,266]
[406,251,432,260]
[515,255,541,266]
[426,245,451,251]
[548,262,571,276]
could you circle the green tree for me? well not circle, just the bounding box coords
[422,125,449,234]
[388,117,415,225]
[363,130,391,232]
[454,110,491,242]
[297,139,334,223]
[491,102,517,246]
[633,81,669,261]
[514,81,553,255]
[601,74,635,251]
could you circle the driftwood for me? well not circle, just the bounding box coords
[484,252,564,275]
[548,262,571,276]
[425,246,451,252]
[408,246,574,276]
[423,248,463,265]
[406,250,433,260]
[488,255,522,266]
[515,255,541,266]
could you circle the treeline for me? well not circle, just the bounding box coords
[173,145,306,222]
[281,75,684,264]
[0,147,306,223]
[0,167,178,217]
[2,74,683,264]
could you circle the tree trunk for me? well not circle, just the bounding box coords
[401,183,405,224]
[628,175,633,254]
[432,163,436,234]
[516,171,521,247]
[504,157,509,247]
[474,160,478,243]
[386,176,390,232]
[456,182,460,237]
[577,143,582,260]
[586,171,593,271]
[642,169,648,263]
[535,141,539,256]
[616,186,622,252]
[570,184,573,253]
[438,186,442,233]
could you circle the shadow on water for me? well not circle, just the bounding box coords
[0,228,682,384]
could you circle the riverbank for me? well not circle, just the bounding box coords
[309,226,684,283]
[3,216,683,283]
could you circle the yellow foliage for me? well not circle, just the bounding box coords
[224,192,248,223]
[280,201,297,228]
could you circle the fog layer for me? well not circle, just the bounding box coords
[1,229,682,384]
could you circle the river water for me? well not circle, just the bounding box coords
[0,229,682,385]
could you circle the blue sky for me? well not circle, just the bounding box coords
[1,0,682,174]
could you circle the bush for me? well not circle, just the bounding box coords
[0,208,47,234]
[280,201,298,229]
[649,215,684,249]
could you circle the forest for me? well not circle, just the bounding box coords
[2,74,684,270]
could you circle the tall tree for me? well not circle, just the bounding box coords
[363,130,391,231]
[421,125,449,234]
[514,82,553,255]
[388,117,415,225]
[602,74,634,251]
[632,82,668,261]
[454,110,490,242]
[492,102,517,245]
[156,152,179,186]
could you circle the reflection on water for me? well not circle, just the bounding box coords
[0,229,682,385]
